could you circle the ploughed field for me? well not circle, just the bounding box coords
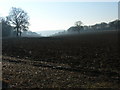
[2,30,120,88]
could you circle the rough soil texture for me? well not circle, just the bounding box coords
[2,30,120,88]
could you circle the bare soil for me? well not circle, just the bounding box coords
[2,30,120,88]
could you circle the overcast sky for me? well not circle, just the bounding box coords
[0,0,118,32]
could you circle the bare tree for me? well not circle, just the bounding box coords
[7,7,29,36]
[74,21,83,32]
[75,21,83,27]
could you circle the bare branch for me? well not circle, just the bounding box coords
[7,7,30,36]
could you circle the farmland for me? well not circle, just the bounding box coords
[2,30,120,88]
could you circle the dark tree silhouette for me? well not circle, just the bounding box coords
[6,7,29,36]
[68,19,120,33]
[100,22,108,30]
[75,21,83,32]
[75,21,83,27]
[109,20,120,30]
[68,21,84,32]
[1,18,13,37]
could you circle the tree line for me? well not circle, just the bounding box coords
[68,20,120,32]
[1,7,119,37]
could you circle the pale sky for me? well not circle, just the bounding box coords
[0,0,118,32]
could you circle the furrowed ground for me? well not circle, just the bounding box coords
[2,30,120,88]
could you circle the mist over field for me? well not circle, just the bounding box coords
[2,29,120,88]
[36,30,65,36]
[1,16,120,88]
[0,1,119,89]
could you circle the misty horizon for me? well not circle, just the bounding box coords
[0,1,118,32]
[1,1,119,88]
[35,30,65,36]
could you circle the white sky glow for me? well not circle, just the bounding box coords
[0,0,118,32]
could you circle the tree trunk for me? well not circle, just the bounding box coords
[20,31,22,36]
[16,27,19,36]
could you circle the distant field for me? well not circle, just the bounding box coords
[2,30,120,88]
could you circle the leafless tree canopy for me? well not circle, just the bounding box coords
[75,21,83,27]
[7,7,29,36]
